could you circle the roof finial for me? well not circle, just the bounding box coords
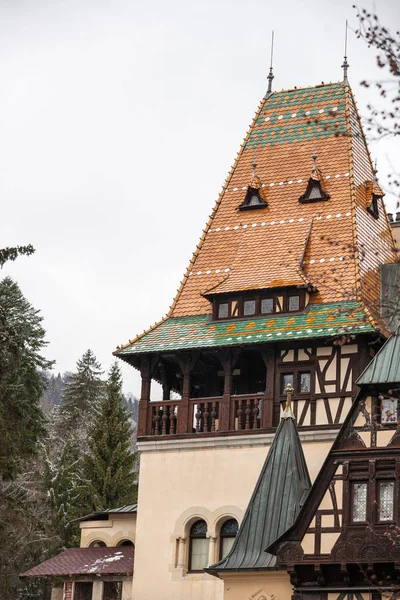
[266,31,275,96]
[282,383,295,419]
[341,20,350,84]
[252,149,257,177]
[312,149,318,173]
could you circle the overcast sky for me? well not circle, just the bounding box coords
[0,0,399,396]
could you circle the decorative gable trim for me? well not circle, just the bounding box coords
[238,158,268,211]
[299,151,330,204]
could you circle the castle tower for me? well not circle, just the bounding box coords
[115,74,398,599]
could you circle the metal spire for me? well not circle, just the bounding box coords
[252,149,257,177]
[342,20,350,84]
[312,149,318,173]
[266,31,275,96]
[282,383,295,419]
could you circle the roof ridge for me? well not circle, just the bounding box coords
[269,81,343,95]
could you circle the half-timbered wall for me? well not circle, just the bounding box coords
[277,343,363,427]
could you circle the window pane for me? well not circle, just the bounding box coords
[231,300,239,317]
[381,397,398,424]
[308,183,323,199]
[191,537,209,570]
[282,373,294,394]
[243,300,256,316]
[103,582,122,600]
[300,372,311,393]
[190,520,207,535]
[221,536,235,559]
[218,303,229,319]
[261,298,274,314]
[221,519,238,535]
[352,482,367,522]
[75,583,93,600]
[289,296,300,311]
[249,193,260,206]
[276,296,283,312]
[379,481,394,521]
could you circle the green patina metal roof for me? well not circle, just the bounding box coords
[357,326,400,386]
[116,301,373,356]
[207,408,311,572]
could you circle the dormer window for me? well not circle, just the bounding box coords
[238,158,268,211]
[213,288,308,320]
[238,186,268,211]
[299,151,330,204]
[367,194,380,219]
[366,169,384,219]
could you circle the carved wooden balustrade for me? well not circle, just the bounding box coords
[145,394,264,437]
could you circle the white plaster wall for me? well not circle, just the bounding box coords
[80,513,136,548]
[132,439,332,600]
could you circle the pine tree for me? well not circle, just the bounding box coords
[83,362,137,511]
[44,433,83,547]
[60,349,104,427]
[0,277,52,479]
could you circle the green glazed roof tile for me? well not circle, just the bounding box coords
[116,302,373,356]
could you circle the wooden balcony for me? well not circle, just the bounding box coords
[142,394,269,437]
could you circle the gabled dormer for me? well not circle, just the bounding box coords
[366,168,384,219]
[299,151,330,203]
[238,158,268,210]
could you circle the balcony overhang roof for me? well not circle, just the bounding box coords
[115,301,373,358]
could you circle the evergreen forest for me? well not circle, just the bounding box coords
[0,249,138,600]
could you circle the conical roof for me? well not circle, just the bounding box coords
[207,408,311,572]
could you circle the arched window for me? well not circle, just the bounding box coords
[88,540,106,548]
[189,519,209,572]
[117,539,134,547]
[219,518,238,559]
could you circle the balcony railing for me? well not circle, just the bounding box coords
[143,394,264,437]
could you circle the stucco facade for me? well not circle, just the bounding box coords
[132,435,333,599]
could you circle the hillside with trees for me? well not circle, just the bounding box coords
[0,256,138,599]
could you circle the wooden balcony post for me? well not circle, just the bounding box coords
[138,354,158,437]
[176,353,199,434]
[220,350,233,431]
[261,348,275,428]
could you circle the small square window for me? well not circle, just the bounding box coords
[381,396,398,424]
[352,482,367,522]
[299,372,311,393]
[261,298,274,314]
[289,296,300,311]
[244,300,256,316]
[282,373,294,394]
[218,303,229,319]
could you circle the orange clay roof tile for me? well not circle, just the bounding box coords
[115,82,398,354]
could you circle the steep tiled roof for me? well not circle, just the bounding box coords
[20,547,134,578]
[117,301,373,356]
[207,402,311,571]
[116,81,397,356]
[357,326,400,386]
